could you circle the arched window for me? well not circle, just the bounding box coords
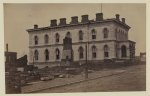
[92,45,97,58]
[56,48,60,60]
[66,32,71,38]
[78,46,84,59]
[44,34,49,44]
[55,33,60,43]
[91,29,96,39]
[79,30,83,40]
[121,45,127,57]
[103,28,109,38]
[45,49,49,60]
[34,50,39,60]
[34,36,38,45]
[104,45,109,57]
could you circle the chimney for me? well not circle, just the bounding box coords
[6,43,8,52]
[122,18,125,23]
[96,13,103,21]
[81,15,89,23]
[34,24,38,29]
[115,14,120,21]
[59,18,66,25]
[50,19,57,27]
[70,16,78,24]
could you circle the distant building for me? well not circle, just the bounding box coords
[5,51,17,71]
[27,13,136,68]
[5,44,28,72]
[140,52,146,62]
[17,55,28,67]
[5,44,28,94]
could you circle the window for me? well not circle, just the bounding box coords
[121,45,127,57]
[55,33,60,43]
[91,29,96,39]
[45,49,49,60]
[34,36,38,45]
[56,48,60,60]
[78,46,84,59]
[34,50,39,60]
[44,34,49,44]
[103,28,109,38]
[92,45,97,58]
[104,45,109,57]
[79,30,83,40]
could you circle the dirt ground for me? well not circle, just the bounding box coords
[36,64,146,93]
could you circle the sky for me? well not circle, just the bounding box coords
[4,3,146,58]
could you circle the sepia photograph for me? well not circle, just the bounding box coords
[3,3,146,94]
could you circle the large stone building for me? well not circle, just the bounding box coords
[27,13,135,68]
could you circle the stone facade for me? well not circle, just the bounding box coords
[27,13,135,68]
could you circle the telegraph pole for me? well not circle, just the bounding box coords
[85,44,88,79]
[32,52,34,66]
[101,3,103,13]
[85,21,90,79]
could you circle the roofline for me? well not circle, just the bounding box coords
[5,51,17,54]
[26,19,130,32]
[118,40,136,44]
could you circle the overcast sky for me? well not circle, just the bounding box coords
[4,3,146,58]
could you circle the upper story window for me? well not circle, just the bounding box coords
[55,33,60,43]
[104,45,109,58]
[103,28,109,38]
[92,45,97,58]
[44,34,49,44]
[56,48,60,60]
[34,50,39,60]
[91,29,96,40]
[78,46,84,59]
[34,36,38,45]
[45,49,49,60]
[79,30,83,40]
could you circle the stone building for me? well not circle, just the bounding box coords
[5,44,28,72]
[27,13,135,68]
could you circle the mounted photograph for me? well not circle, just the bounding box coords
[4,3,146,94]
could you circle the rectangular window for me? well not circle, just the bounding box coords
[35,41,38,45]
[56,39,59,43]
[92,35,96,39]
[104,34,106,38]
[56,55,60,60]
[79,53,83,59]
[104,52,109,57]
[92,52,96,58]
[35,56,38,60]
[46,55,49,60]
[79,36,83,40]
[104,33,108,38]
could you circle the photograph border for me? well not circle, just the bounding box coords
[0,0,149,96]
